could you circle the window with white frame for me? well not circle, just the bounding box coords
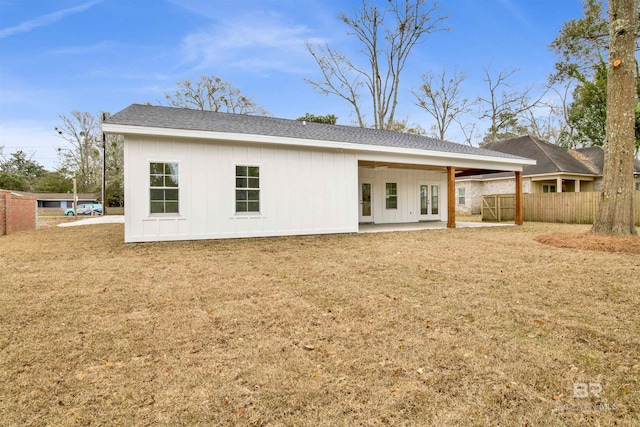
[149,162,179,214]
[235,166,260,213]
[458,187,466,205]
[542,184,556,193]
[636,182,640,190]
[385,183,397,209]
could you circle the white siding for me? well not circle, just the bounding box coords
[358,167,447,223]
[124,137,358,242]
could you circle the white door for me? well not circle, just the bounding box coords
[359,182,373,223]
[418,183,440,221]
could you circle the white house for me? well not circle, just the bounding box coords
[103,104,534,243]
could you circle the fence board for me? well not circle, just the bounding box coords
[483,190,640,225]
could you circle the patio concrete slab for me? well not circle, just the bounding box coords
[358,221,514,233]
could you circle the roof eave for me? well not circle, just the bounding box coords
[102,123,535,168]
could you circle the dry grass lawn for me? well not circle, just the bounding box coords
[1,222,639,426]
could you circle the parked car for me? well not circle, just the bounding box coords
[64,204,103,216]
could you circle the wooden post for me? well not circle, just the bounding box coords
[447,166,456,228]
[515,171,523,225]
[72,178,77,221]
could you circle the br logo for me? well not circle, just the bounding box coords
[573,383,603,399]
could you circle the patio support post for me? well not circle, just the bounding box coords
[447,166,456,228]
[515,171,524,225]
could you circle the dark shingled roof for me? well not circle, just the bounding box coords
[574,146,640,174]
[104,104,526,161]
[482,136,597,176]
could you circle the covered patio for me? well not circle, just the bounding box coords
[358,220,514,233]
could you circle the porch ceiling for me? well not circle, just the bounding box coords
[358,160,505,176]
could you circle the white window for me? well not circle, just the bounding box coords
[458,188,466,205]
[236,166,260,213]
[636,182,640,191]
[385,183,397,209]
[542,184,556,193]
[149,162,179,214]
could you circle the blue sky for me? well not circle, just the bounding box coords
[0,0,583,170]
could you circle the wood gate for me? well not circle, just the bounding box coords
[482,195,516,222]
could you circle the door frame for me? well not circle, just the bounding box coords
[417,181,440,221]
[359,181,374,223]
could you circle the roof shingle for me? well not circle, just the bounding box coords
[105,104,526,161]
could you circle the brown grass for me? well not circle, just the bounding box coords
[1,223,639,426]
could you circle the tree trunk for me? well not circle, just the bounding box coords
[592,0,638,236]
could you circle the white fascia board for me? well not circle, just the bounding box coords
[102,123,535,169]
[529,172,599,180]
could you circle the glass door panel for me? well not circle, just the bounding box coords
[431,185,439,215]
[362,183,371,217]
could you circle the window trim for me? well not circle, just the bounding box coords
[149,161,180,216]
[458,187,466,205]
[235,164,261,215]
[385,182,398,210]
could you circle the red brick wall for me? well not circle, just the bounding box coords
[0,190,37,235]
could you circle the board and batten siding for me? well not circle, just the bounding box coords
[358,167,448,223]
[124,136,358,242]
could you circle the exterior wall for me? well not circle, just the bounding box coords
[359,167,447,223]
[124,137,359,242]
[0,190,37,235]
[456,177,531,215]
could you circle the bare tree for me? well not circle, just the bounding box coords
[478,65,548,142]
[455,119,479,146]
[305,0,447,129]
[164,75,268,115]
[412,68,474,140]
[592,0,637,236]
[55,111,102,192]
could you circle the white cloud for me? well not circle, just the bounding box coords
[0,0,104,39]
[179,14,325,74]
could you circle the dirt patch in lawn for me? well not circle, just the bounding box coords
[1,222,639,426]
[536,231,640,255]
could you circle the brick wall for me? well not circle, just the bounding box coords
[0,190,37,235]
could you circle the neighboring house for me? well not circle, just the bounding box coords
[11,191,98,209]
[456,135,640,214]
[103,104,534,243]
[35,193,98,209]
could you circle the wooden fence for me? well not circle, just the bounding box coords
[482,190,640,225]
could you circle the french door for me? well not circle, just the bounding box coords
[418,183,439,221]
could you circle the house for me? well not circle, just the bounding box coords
[456,135,640,214]
[102,104,534,243]
[10,191,99,213]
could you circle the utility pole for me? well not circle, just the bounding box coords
[102,113,107,215]
[72,178,77,220]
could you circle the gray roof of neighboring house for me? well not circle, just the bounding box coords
[104,104,526,161]
[10,191,98,201]
[574,146,640,174]
[482,136,597,176]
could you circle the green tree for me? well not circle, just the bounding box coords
[550,0,640,152]
[164,75,269,115]
[566,61,608,148]
[296,113,338,125]
[33,171,73,193]
[0,172,29,191]
[0,150,46,190]
[105,133,124,206]
[305,0,447,129]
